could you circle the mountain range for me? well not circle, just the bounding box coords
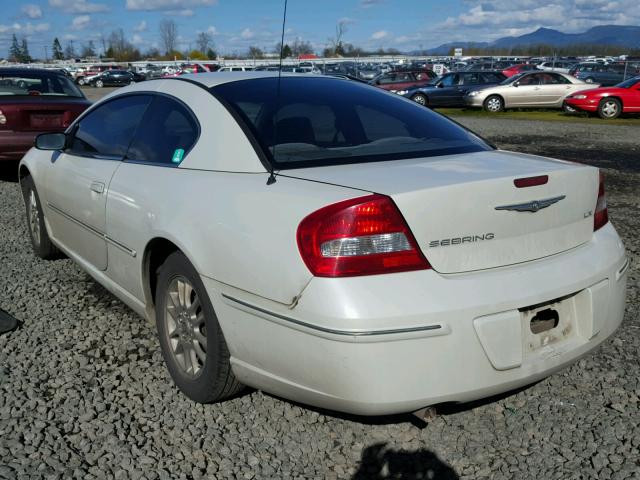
[425,25,640,55]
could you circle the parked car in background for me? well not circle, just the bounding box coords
[128,70,147,83]
[162,64,214,78]
[369,70,436,92]
[401,71,506,107]
[537,61,576,74]
[465,71,597,112]
[571,63,638,86]
[217,66,254,72]
[75,65,118,85]
[463,61,511,72]
[565,76,640,119]
[87,70,135,88]
[0,68,90,161]
[502,64,539,77]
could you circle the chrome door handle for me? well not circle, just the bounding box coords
[90,181,105,194]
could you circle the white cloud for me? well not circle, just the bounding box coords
[71,15,91,30]
[240,28,254,39]
[21,4,42,19]
[387,0,640,49]
[133,20,147,32]
[48,0,109,14]
[125,0,217,10]
[206,26,218,35]
[132,34,144,44]
[370,30,389,40]
[360,0,384,8]
[163,9,194,16]
[0,22,50,34]
[435,0,640,40]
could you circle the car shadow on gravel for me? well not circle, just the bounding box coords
[352,442,459,479]
[0,161,19,182]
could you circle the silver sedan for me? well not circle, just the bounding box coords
[465,71,597,112]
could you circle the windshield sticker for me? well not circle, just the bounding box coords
[172,148,185,164]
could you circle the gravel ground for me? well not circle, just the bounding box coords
[0,115,639,479]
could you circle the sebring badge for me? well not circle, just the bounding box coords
[495,195,566,213]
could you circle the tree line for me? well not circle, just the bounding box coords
[7,18,640,64]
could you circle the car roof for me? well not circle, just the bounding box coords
[177,71,322,87]
[0,67,67,76]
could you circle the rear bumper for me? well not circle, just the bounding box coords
[207,222,627,415]
[0,131,38,161]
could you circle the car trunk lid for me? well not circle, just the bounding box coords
[0,98,90,132]
[285,150,598,274]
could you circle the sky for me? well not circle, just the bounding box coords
[1,0,638,58]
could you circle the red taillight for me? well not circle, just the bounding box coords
[594,171,608,231]
[297,194,430,277]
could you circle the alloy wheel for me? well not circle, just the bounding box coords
[164,276,207,377]
[601,100,619,118]
[413,94,427,106]
[486,97,502,112]
[28,190,41,248]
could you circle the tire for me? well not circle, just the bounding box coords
[411,93,428,106]
[21,176,62,260]
[563,102,577,114]
[484,95,504,113]
[598,98,621,119]
[155,251,243,403]
[77,77,85,86]
[95,80,104,88]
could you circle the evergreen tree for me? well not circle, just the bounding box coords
[20,38,31,63]
[52,38,64,60]
[64,41,76,60]
[8,34,21,62]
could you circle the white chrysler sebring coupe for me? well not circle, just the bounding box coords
[19,73,628,416]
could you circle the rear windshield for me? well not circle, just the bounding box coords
[0,73,84,97]
[212,77,490,169]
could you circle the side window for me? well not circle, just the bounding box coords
[126,95,199,166]
[439,74,457,87]
[550,73,570,84]
[68,95,151,158]
[462,73,480,84]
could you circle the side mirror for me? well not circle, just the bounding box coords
[513,82,520,87]
[437,83,444,88]
[35,132,67,151]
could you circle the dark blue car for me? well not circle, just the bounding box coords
[402,71,506,107]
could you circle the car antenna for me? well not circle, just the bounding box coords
[267,0,288,186]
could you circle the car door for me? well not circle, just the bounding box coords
[105,94,200,297]
[430,74,459,106]
[508,73,542,106]
[540,73,573,106]
[44,94,152,271]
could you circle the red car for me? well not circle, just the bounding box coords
[0,68,91,161]
[502,64,539,78]
[564,76,640,119]
[368,70,436,92]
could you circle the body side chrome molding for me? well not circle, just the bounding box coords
[47,203,137,258]
[222,293,442,337]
